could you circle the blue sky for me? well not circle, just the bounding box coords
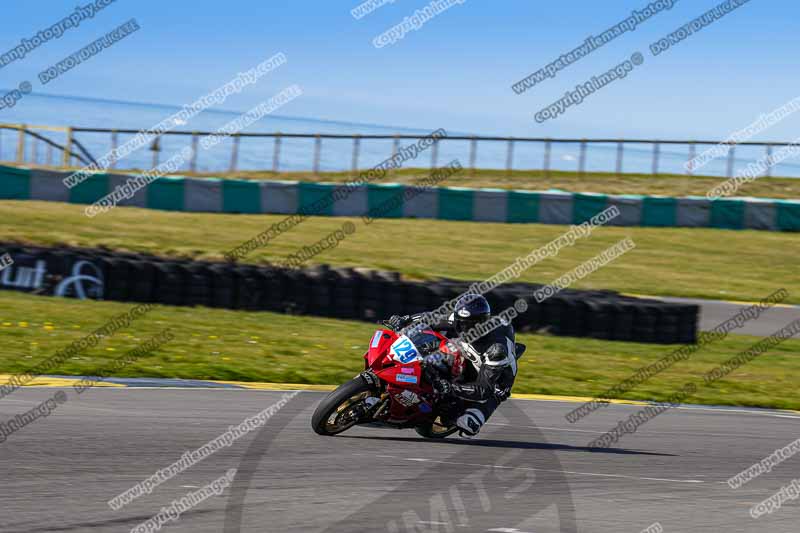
[0,0,798,140]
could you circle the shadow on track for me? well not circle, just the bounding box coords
[337,434,676,456]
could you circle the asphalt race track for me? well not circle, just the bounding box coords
[2,388,798,533]
[649,296,800,338]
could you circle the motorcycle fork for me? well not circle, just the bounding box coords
[368,392,390,420]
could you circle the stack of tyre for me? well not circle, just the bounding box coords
[0,243,698,344]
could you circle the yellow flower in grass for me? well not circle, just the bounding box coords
[18,322,28,328]
[2,322,11,327]
[43,325,54,331]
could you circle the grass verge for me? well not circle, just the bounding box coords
[2,292,799,411]
[1,200,797,303]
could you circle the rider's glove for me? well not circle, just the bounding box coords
[431,377,453,398]
[495,386,511,402]
[422,351,454,373]
[382,314,410,331]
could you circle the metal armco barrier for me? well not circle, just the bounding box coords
[0,243,698,344]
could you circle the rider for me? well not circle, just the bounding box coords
[383,294,518,438]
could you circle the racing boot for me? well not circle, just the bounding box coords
[456,407,485,438]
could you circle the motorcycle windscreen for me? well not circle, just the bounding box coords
[389,331,444,365]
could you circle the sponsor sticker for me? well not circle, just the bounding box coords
[394,390,421,406]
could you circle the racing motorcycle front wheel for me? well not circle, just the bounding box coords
[311,377,376,436]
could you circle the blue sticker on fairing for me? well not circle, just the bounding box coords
[370,330,382,348]
[419,402,432,413]
[395,373,419,384]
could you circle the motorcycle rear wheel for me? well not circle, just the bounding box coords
[312,377,374,436]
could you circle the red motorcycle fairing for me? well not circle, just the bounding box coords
[384,383,433,422]
[375,363,425,388]
[365,329,396,368]
[364,328,461,389]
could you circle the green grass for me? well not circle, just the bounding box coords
[3,291,799,411]
[24,163,800,199]
[1,200,798,303]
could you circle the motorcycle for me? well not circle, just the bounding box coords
[311,326,526,439]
